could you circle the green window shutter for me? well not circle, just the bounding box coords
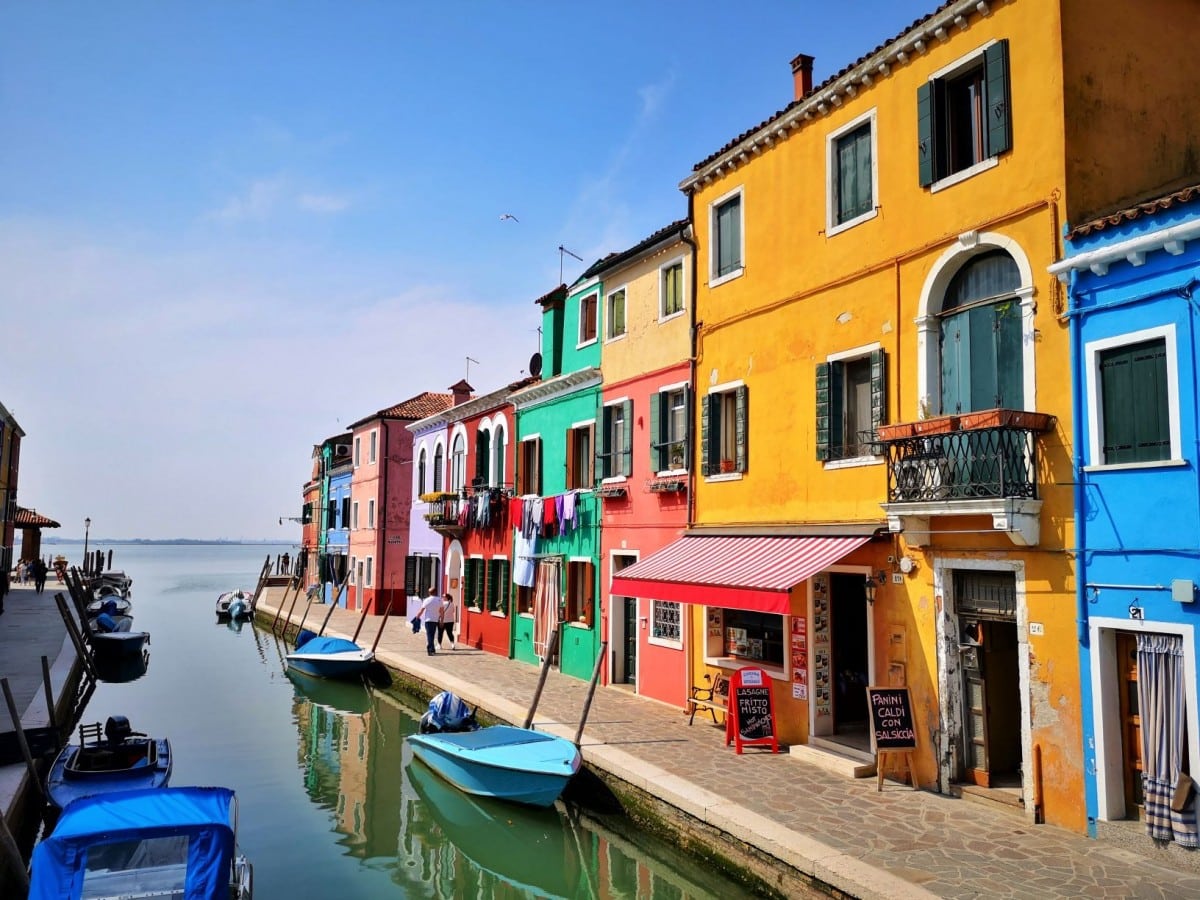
[486,560,498,611]
[984,39,1012,159]
[917,81,936,187]
[498,560,510,613]
[994,302,1023,409]
[683,388,693,471]
[417,557,430,597]
[815,362,831,461]
[622,399,633,477]
[734,385,749,473]
[870,349,887,432]
[940,313,966,415]
[597,406,611,480]
[649,391,662,472]
[404,556,417,596]
[700,393,713,476]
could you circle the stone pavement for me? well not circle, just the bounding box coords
[259,586,1200,900]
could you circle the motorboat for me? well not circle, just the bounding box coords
[87,607,135,635]
[419,690,479,734]
[92,569,133,596]
[29,786,252,899]
[87,595,132,617]
[284,629,374,681]
[89,623,149,660]
[406,723,581,808]
[216,588,255,621]
[93,649,151,684]
[45,717,172,813]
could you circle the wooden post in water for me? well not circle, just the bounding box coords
[522,626,560,730]
[40,655,60,748]
[369,599,394,653]
[293,589,318,639]
[269,574,300,633]
[278,578,306,637]
[1,677,45,803]
[0,812,29,896]
[574,640,608,747]
[251,554,273,610]
[318,577,348,637]
[55,594,96,682]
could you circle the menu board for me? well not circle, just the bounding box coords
[790,617,808,700]
[726,667,779,754]
[811,574,832,719]
[866,686,917,750]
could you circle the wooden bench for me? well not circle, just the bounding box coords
[687,672,730,725]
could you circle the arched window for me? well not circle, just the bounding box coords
[493,424,507,488]
[417,447,427,495]
[433,443,444,491]
[451,434,466,491]
[938,250,1022,413]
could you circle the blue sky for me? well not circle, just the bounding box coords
[2,1,934,540]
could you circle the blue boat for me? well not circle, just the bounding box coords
[285,630,374,680]
[406,724,581,808]
[29,786,252,899]
[46,717,172,813]
[216,588,255,621]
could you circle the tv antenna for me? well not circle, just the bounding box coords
[558,245,583,284]
[465,356,480,381]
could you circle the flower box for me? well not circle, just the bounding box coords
[911,414,960,436]
[959,408,1057,432]
[875,423,916,441]
[719,459,737,473]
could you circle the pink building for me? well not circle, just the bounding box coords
[346,390,459,613]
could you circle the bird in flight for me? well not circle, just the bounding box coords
[499,213,519,223]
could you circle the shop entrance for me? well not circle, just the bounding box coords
[955,571,1022,788]
[830,572,870,748]
[611,555,637,686]
[1115,632,1144,817]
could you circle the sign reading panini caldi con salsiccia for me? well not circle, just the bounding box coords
[866,686,917,750]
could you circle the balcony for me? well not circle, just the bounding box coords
[422,494,463,537]
[877,409,1056,547]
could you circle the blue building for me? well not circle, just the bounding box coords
[324,461,352,607]
[1052,184,1200,846]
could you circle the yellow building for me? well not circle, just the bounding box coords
[616,0,1200,833]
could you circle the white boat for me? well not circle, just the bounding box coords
[216,589,255,621]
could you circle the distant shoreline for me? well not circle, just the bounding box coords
[29,539,291,546]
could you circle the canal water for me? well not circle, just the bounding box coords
[72,543,759,899]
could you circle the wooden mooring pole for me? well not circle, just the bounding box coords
[40,656,60,749]
[1,678,45,804]
[574,640,608,747]
[522,626,560,730]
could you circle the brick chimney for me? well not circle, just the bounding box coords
[449,379,473,406]
[790,53,814,101]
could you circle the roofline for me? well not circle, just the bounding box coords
[509,367,601,410]
[680,0,983,192]
[1050,217,1200,282]
[406,385,516,432]
[587,220,691,281]
[685,522,888,538]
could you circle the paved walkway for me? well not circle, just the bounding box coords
[258,587,1200,900]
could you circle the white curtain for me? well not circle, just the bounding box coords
[533,559,561,661]
[1138,632,1197,846]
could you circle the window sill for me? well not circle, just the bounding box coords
[704,472,744,483]
[576,337,598,350]
[601,475,628,485]
[489,610,507,619]
[823,455,885,471]
[654,468,688,478]
[603,333,627,344]
[1084,458,1187,472]
[567,620,594,630]
[658,310,685,325]
[648,635,683,650]
[709,267,744,289]
[826,206,878,238]
[466,606,484,614]
[929,156,999,193]
[704,655,786,681]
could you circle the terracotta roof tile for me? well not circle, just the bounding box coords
[377,392,454,420]
[534,284,568,308]
[15,507,60,528]
[586,219,689,280]
[1067,182,1200,240]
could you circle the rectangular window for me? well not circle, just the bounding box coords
[606,287,626,339]
[433,445,444,491]
[651,600,682,643]
[918,40,1011,187]
[340,496,350,528]
[1099,338,1171,464]
[565,560,594,627]
[711,190,743,282]
[660,261,684,318]
[410,555,439,597]
[721,609,784,666]
[367,499,376,529]
[597,401,632,479]
[354,437,361,467]
[579,291,598,344]
[355,559,363,586]
[816,349,886,461]
[516,585,534,615]
[831,117,874,227]
[651,387,691,472]
[465,558,486,609]
[352,501,359,530]
[487,558,510,614]
[365,556,373,587]
[701,385,748,476]
[566,423,594,490]
[518,437,542,495]
[369,431,377,464]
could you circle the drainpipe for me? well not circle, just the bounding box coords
[1069,274,1087,650]
[682,192,700,702]
[379,420,389,618]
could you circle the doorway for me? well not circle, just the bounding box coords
[830,572,871,749]
[611,555,637,686]
[1115,632,1144,817]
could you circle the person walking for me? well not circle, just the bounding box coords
[437,592,456,650]
[31,558,48,595]
[417,588,443,656]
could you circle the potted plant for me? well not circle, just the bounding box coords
[911,413,960,435]
[719,459,737,473]
[875,422,916,441]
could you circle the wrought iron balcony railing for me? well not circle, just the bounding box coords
[423,496,461,528]
[882,424,1045,504]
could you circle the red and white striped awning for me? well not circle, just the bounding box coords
[609,534,872,614]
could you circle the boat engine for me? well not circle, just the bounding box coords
[104,716,132,745]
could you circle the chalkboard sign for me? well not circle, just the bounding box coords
[725,667,779,754]
[866,686,917,750]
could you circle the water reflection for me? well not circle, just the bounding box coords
[286,676,752,899]
[93,649,150,684]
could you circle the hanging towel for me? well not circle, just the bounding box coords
[513,533,537,587]
[542,495,558,537]
[562,490,578,533]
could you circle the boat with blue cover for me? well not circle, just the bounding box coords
[29,785,252,899]
[285,629,374,680]
[406,723,581,808]
[46,717,172,813]
[216,588,255,621]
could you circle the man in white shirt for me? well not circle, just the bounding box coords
[417,589,442,656]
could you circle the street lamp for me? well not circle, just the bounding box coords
[83,517,91,567]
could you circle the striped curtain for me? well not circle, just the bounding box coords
[533,560,561,661]
[1138,633,1198,846]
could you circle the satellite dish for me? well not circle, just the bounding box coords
[529,353,542,378]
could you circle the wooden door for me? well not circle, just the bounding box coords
[1116,632,1144,816]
